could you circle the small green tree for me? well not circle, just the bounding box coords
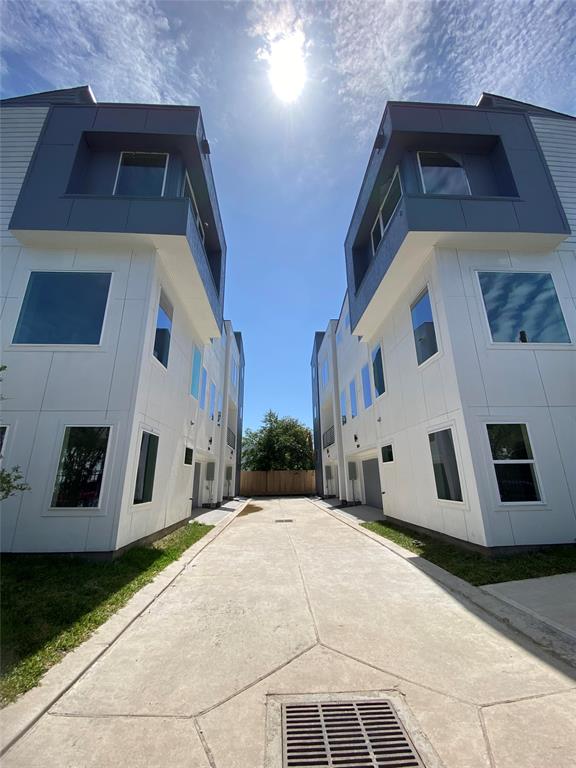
[242,410,314,471]
[0,365,31,501]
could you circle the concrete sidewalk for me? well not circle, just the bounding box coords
[2,497,576,767]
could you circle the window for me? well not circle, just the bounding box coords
[381,444,394,463]
[153,291,173,367]
[411,289,438,365]
[350,379,358,418]
[336,329,343,346]
[340,389,347,425]
[487,424,540,502]
[321,359,329,388]
[231,357,238,387]
[345,314,350,329]
[370,171,402,256]
[428,429,463,502]
[0,426,6,456]
[51,426,110,508]
[182,172,205,243]
[184,446,194,465]
[134,431,159,504]
[114,152,168,197]
[199,367,207,409]
[217,392,223,425]
[361,364,372,409]
[478,272,570,344]
[372,345,385,397]
[209,381,216,420]
[418,152,470,196]
[13,272,111,345]
[191,347,202,398]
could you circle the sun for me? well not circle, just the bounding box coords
[266,30,307,103]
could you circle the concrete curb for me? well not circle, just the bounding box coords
[310,500,576,672]
[0,498,251,756]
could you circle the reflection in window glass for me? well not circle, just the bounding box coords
[419,152,470,196]
[428,429,463,502]
[13,272,111,345]
[370,172,402,256]
[381,444,394,463]
[134,431,159,504]
[487,424,540,502]
[340,389,347,425]
[350,379,358,418]
[411,289,438,365]
[191,347,202,398]
[115,152,167,197]
[153,291,173,367]
[478,272,570,344]
[51,427,110,508]
[361,364,372,408]
[209,381,216,420]
[372,345,385,397]
[183,173,205,243]
[199,367,207,409]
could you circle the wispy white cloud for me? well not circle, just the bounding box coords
[1,0,208,103]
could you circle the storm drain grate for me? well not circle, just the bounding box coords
[282,699,425,767]
[275,519,294,523]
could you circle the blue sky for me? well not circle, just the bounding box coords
[2,0,575,431]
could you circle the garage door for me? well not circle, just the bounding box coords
[362,458,383,509]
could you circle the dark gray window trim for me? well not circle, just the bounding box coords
[113,151,169,197]
[416,150,472,196]
[370,167,402,258]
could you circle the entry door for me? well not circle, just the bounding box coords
[362,458,383,509]
[191,462,202,509]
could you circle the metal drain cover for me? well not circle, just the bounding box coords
[275,519,294,523]
[282,699,425,767]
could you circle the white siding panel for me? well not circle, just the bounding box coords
[531,116,576,251]
[0,106,48,247]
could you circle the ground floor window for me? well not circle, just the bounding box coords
[184,447,194,465]
[51,426,110,508]
[381,444,394,463]
[134,431,159,504]
[486,424,541,502]
[428,428,462,502]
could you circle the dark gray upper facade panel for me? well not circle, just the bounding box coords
[345,100,572,332]
[9,101,226,326]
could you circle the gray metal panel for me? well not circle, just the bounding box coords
[42,107,97,143]
[68,197,130,231]
[460,199,518,230]
[362,458,382,510]
[92,107,148,132]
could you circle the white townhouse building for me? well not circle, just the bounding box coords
[312,93,576,551]
[0,86,244,555]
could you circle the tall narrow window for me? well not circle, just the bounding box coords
[184,446,194,465]
[381,444,394,463]
[411,289,438,365]
[114,152,168,197]
[182,172,205,243]
[350,379,358,419]
[321,359,329,388]
[361,364,373,409]
[370,171,402,256]
[487,424,541,502]
[51,426,110,508]
[478,272,570,344]
[134,431,159,504]
[372,345,385,397]
[418,152,470,196]
[199,367,207,409]
[153,291,172,368]
[217,392,223,425]
[191,347,202,398]
[231,358,238,387]
[209,381,216,420]
[13,272,111,345]
[340,389,347,425]
[428,428,463,502]
[0,426,7,456]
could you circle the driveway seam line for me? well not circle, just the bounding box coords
[285,524,321,644]
[193,716,218,768]
[478,685,576,709]
[0,498,252,758]
[477,707,497,768]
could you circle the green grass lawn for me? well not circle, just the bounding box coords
[362,521,576,587]
[0,521,212,706]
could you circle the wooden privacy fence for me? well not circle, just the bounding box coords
[240,470,316,497]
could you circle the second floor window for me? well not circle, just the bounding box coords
[418,151,470,196]
[370,170,402,256]
[372,345,386,397]
[183,172,205,243]
[114,152,168,197]
[350,379,358,418]
[361,364,372,409]
[340,389,347,425]
[411,288,438,366]
[153,291,173,368]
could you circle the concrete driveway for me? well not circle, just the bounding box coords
[3,498,576,767]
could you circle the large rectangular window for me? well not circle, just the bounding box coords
[361,364,373,409]
[114,152,168,197]
[209,381,216,420]
[340,389,347,425]
[153,291,172,368]
[190,347,202,398]
[199,367,207,409]
[478,272,570,344]
[372,345,385,397]
[370,171,402,256]
[418,152,471,196]
[428,428,463,502]
[411,289,438,365]
[321,359,329,388]
[184,446,194,465]
[51,426,110,508]
[134,431,159,504]
[350,379,358,419]
[182,172,205,243]
[487,424,540,502]
[13,272,111,345]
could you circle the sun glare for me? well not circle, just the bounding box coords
[266,30,307,103]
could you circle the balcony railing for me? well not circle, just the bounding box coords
[322,425,335,449]
[227,427,236,450]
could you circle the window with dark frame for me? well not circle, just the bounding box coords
[381,444,394,463]
[51,426,110,508]
[153,291,173,368]
[134,431,159,504]
[428,428,463,502]
[0,426,6,457]
[184,447,194,465]
[372,345,386,397]
[487,424,541,503]
[114,152,168,197]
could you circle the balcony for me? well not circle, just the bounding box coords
[227,427,236,450]
[322,425,335,449]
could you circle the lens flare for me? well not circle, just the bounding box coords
[266,30,307,103]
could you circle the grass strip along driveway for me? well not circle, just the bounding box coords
[1,521,212,706]
[363,521,576,586]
